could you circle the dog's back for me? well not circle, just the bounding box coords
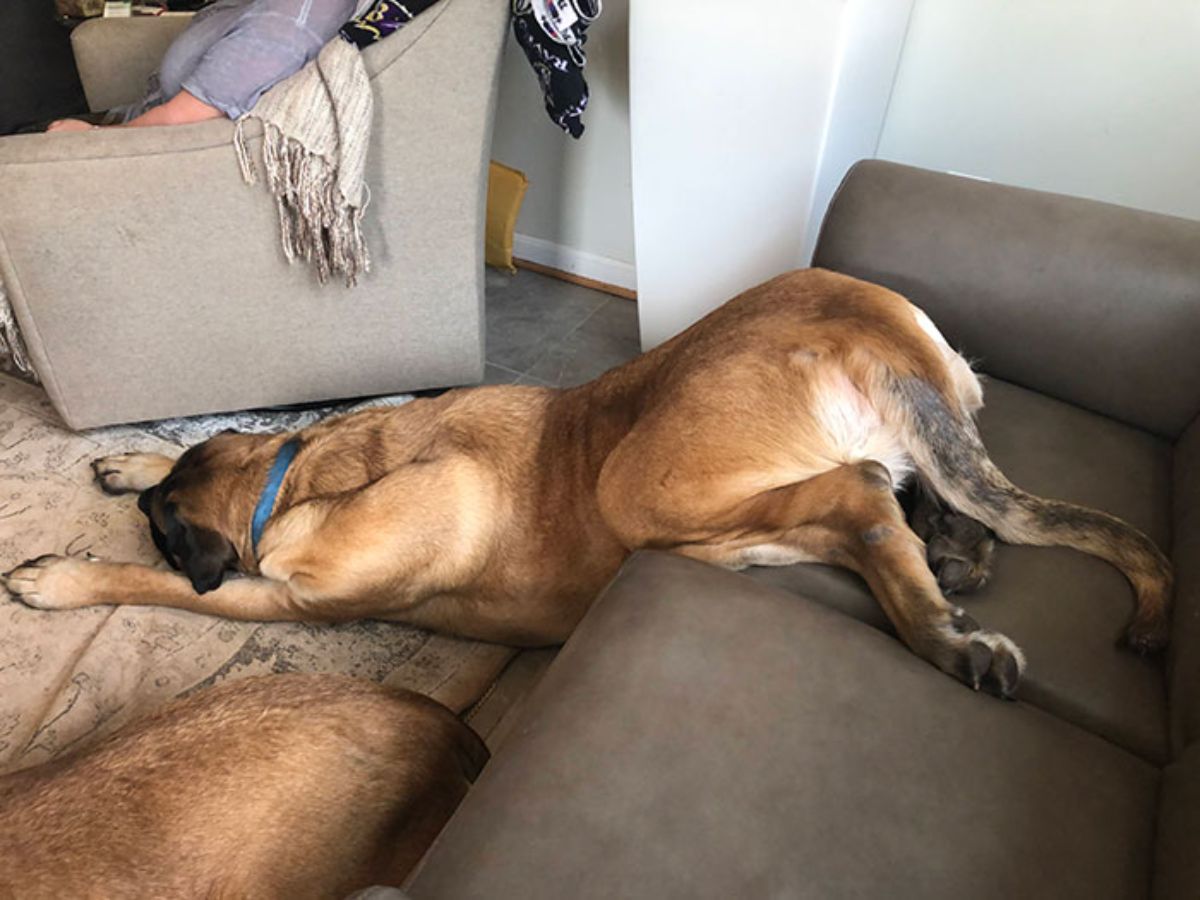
[0,675,487,899]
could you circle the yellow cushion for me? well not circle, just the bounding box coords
[485,161,529,273]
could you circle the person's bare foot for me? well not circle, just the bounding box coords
[46,119,96,133]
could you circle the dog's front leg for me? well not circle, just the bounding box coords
[3,556,305,621]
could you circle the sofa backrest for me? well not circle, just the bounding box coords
[813,160,1200,439]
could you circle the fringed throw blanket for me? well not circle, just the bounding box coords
[0,281,36,383]
[234,36,373,286]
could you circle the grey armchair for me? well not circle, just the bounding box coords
[0,0,507,429]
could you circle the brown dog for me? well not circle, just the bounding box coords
[3,269,1173,697]
[0,674,488,898]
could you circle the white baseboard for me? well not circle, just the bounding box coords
[512,234,638,293]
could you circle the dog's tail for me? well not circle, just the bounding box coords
[895,376,1173,653]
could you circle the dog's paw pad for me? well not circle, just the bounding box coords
[924,514,995,596]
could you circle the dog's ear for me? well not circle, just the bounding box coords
[163,503,236,594]
[137,487,155,515]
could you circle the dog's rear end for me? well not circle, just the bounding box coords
[792,268,1173,654]
[0,675,487,899]
[889,376,1173,653]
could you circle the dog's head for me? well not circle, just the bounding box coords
[137,432,252,594]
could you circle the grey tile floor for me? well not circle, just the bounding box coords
[482,268,642,388]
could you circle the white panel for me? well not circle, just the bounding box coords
[878,0,1200,220]
[630,0,845,348]
[802,0,915,261]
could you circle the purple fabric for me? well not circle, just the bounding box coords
[126,0,358,120]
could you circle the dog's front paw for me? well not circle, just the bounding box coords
[3,555,99,611]
[925,608,1026,699]
[91,453,170,495]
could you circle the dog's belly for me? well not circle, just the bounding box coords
[388,575,609,646]
[733,543,825,569]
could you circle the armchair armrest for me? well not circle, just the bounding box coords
[70,15,193,112]
[0,115,246,167]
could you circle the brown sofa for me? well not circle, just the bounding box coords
[405,162,1200,898]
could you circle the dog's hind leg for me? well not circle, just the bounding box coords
[606,460,1025,697]
[896,376,1173,653]
[92,453,177,495]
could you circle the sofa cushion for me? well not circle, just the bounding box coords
[408,553,1159,900]
[745,378,1171,762]
[1154,742,1200,899]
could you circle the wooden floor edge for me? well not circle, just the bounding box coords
[512,258,637,302]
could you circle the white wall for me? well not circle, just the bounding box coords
[492,0,1200,346]
[490,0,637,291]
[877,0,1200,221]
[801,0,914,262]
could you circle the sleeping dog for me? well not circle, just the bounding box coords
[3,269,1173,697]
[0,675,487,898]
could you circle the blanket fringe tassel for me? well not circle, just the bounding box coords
[235,120,370,287]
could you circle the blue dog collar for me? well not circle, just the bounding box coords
[251,438,301,556]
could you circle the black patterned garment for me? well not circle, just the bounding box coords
[343,0,599,139]
[340,0,441,47]
[510,0,593,138]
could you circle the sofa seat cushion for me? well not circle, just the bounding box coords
[744,378,1171,762]
[408,553,1159,900]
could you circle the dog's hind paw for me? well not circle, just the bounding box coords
[924,515,995,596]
[927,608,1025,699]
[905,487,995,596]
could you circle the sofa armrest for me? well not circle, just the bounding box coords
[407,552,1157,899]
[813,160,1200,438]
[70,15,193,113]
